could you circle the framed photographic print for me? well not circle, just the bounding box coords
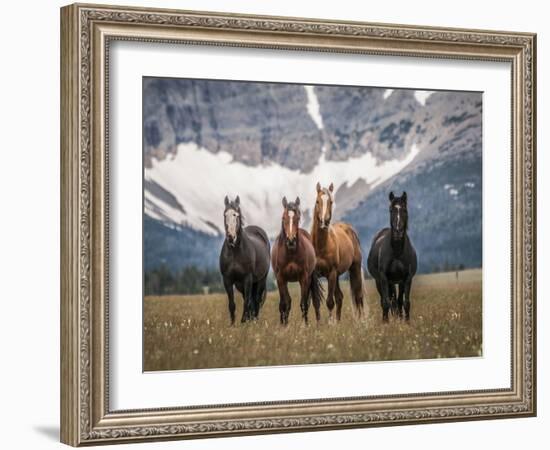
[60,3,537,446]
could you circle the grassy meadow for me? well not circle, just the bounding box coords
[143,269,482,371]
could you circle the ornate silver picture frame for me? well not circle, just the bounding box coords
[60,3,536,446]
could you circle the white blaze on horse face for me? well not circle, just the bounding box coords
[225,209,239,240]
[320,193,329,225]
[395,204,401,229]
[288,210,294,237]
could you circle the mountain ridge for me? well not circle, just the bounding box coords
[143,79,482,274]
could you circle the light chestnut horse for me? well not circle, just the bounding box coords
[311,182,365,321]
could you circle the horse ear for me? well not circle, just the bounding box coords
[235,195,240,205]
[389,191,395,202]
[224,195,229,206]
[316,182,321,193]
[282,196,288,208]
[329,182,334,193]
[402,191,407,203]
[295,196,300,207]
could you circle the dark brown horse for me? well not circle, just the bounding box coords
[271,197,323,325]
[311,182,365,321]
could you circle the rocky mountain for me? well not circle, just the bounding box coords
[343,90,482,272]
[143,78,323,171]
[143,78,482,274]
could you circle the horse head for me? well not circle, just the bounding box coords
[281,196,301,250]
[315,182,334,229]
[224,195,242,247]
[389,191,408,239]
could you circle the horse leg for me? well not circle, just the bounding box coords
[403,276,413,321]
[276,276,291,325]
[335,277,344,321]
[276,277,286,325]
[310,271,322,323]
[223,277,236,325]
[299,274,311,325]
[250,281,259,320]
[378,274,391,322]
[389,283,398,316]
[349,263,365,318]
[326,271,337,322]
[397,283,404,319]
[255,277,267,319]
[375,279,384,309]
[241,274,254,323]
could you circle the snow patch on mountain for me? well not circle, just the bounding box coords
[145,142,419,236]
[383,88,433,104]
[414,90,435,106]
[304,85,324,130]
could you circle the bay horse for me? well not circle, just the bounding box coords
[367,191,417,322]
[219,195,271,324]
[311,183,365,321]
[271,197,323,325]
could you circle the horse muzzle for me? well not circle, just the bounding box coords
[286,238,297,250]
[393,229,405,239]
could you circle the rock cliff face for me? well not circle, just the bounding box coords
[317,87,481,166]
[317,87,418,161]
[143,78,482,274]
[143,78,323,171]
[331,89,482,271]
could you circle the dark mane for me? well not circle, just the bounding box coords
[285,201,300,213]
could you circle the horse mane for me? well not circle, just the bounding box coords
[286,202,300,214]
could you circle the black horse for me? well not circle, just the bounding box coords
[367,192,417,322]
[219,195,271,324]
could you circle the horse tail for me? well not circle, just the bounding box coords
[345,227,369,320]
[348,260,369,321]
[309,270,325,310]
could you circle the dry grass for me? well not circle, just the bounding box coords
[144,269,482,371]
